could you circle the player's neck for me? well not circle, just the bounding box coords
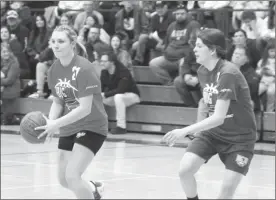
[204,58,220,71]
[59,51,75,67]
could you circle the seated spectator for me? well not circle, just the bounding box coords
[231,46,261,111]
[174,48,202,108]
[240,10,266,39]
[56,1,84,18]
[1,26,29,78]
[83,25,110,63]
[1,1,9,26]
[6,10,29,49]
[26,14,52,79]
[262,3,275,40]
[227,29,261,69]
[74,1,104,31]
[256,42,275,112]
[78,14,110,45]
[115,1,149,51]
[59,13,74,27]
[100,51,140,135]
[133,1,174,66]
[110,34,133,76]
[1,43,21,125]
[9,1,33,31]
[149,4,200,85]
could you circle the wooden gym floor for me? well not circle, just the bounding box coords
[1,134,275,199]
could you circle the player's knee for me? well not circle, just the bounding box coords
[65,170,81,188]
[179,153,203,178]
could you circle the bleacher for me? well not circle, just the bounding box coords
[12,66,275,143]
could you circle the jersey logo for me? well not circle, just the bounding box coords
[72,66,80,81]
[55,78,79,110]
[76,132,86,138]
[203,83,218,105]
[235,154,249,167]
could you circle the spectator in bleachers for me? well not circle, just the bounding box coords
[174,48,202,108]
[59,13,74,27]
[149,4,201,85]
[74,1,104,31]
[78,14,110,45]
[83,25,110,63]
[227,29,261,69]
[1,43,21,125]
[6,10,29,49]
[256,42,275,112]
[231,46,261,111]
[1,26,29,79]
[9,1,33,31]
[26,14,52,79]
[1,1,9,26]
[110,34,133,76]
[100,51,140,135]
[133,1,174,66]
[115,1,149,51]
[240,10,267,40]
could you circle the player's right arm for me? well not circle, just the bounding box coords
[48,96,64,120]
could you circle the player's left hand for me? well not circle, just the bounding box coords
[162,128,189,147]
[35,115,60,142]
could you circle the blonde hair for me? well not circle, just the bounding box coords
[52,25,88,58]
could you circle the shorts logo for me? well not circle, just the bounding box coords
[76,132,86,138]
[235,154,249,167]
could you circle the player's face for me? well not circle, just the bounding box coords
[50,31,73,59]
[1,27,9,41]
[193,38,212,65]
[111,36,120,50]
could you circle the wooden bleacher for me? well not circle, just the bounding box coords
[14,66,275,142]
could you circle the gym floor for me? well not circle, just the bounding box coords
[1,134,275,199]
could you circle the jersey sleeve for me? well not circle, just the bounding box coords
[217,73,237,101]
[76,67,101,98]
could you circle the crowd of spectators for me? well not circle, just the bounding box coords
[1,1,275,130]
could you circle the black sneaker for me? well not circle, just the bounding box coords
[111,126,127,134]
[90,181,104,200]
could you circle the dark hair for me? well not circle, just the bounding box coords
[197,28,227,59]
[83,24,101,43]
[241,10,256,21]
[85,14,99,26]
[230,29,247,39]
[100,51,118,63]
[32,14,47,39]
[260,42,275,67]
[110,34,122,49]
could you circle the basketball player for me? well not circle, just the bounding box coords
[35,25,108,199]
[162,28,257,199]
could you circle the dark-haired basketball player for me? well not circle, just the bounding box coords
[163,28,257,199]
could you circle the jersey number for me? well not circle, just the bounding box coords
[72,66,80,80]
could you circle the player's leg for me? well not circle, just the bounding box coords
[57,135,75,189]
[218,150,254,199]
[65,131,106,199]
[180,133,217,199]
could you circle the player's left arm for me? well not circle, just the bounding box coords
[185,73,237,134]
[54,67,101,134]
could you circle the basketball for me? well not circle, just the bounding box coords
[20,111,47,144]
